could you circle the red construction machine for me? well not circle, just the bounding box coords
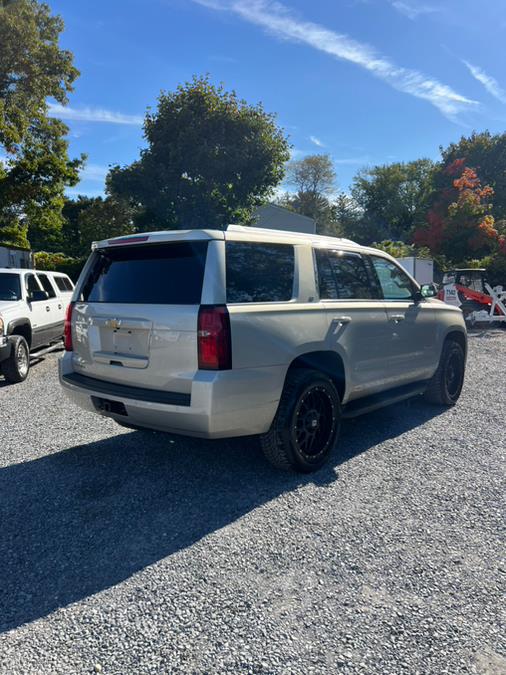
[439,268,506,324]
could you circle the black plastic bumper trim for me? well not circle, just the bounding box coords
[63,372,191,407]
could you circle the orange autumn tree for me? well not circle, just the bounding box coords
[415,159,500,262]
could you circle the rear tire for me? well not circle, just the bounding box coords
[261,368,341,472]
[1,335,30,384]
[424,340,465,405]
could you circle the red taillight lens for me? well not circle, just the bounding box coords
[198,305,232,370]
[64,302,74,351]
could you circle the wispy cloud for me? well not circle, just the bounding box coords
[333,156,370,165]
[463,60,506,105]
[309,135,325,147]
[79,163,110,181]
[48,103,143,125]
[389,1,439,20]
[194,0,477,121]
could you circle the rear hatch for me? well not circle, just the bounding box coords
[72,239,209,395]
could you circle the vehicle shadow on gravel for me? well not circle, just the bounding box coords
[0,399,445,633]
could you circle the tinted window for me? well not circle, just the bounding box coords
[26,274,41,296]
[0,273,21,301]
[316,249,374,300]
[54,276,74,292]
[371,256,415,300]
[82,242,208,304]
[226,242,294,303]
[54,277,67,292]
[37,274,56,298]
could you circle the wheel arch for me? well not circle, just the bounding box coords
[285,350,346,403]
[7,319,32,349]
[443,328,467,360]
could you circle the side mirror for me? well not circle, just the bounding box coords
[30,289,49,302]
[420,283,438,298]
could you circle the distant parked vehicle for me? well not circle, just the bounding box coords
[60,226,467,472]
[0,269,74,383]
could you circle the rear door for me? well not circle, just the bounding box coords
[25,273,53,348]
[315,248,392,399]
[72,240,209,395]
[36,273,63,341]
[369,255,438,383]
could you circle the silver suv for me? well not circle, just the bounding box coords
[59,226,467,472]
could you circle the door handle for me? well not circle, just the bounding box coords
[58,304,62,309]
[333,316,352,325]
[45,306,50,312]
[390,314,405,322]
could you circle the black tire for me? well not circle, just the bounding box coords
[261,368,341,472]
[1,335,30,383]
[424,340,465,406]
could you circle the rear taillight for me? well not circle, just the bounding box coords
[64,302,75,351]
[198,305,232,370]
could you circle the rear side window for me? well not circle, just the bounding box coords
[81,242,208,304]
[37,274,57,298]
[54,277,67,292]
[54,276,73,292]
[316,249,375,300]
[226,242,295,303]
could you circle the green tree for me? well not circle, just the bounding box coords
[77,197,136,255]
[0,0,82,249]
[351,159,435,244]
[59,195,137,258]
[333,192,361,240]
[108,75,290,230]
[283,154,337,233]
[61,195,96,257]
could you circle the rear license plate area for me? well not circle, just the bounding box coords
[91,396,128,417]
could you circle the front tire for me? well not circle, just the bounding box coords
[1,335,30,384]
[261,369,341,472]
[424,340,465,405]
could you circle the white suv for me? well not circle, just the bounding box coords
[0,269,74,383]
[59,226,467,472]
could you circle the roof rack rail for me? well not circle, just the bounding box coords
[226,224,357,246]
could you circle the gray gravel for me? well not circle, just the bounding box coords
[0,331,505,674]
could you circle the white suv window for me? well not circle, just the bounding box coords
[371,256,415,300]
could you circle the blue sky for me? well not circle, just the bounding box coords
[49,0,506,198]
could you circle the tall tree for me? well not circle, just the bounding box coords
[351,159,435,244]
[59,195,137,258]
[283,154,337,232]
[108,75,290,230]
[439,131,506,221]
[414,160,498,262]
[0,0,82,249]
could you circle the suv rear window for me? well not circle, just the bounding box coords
[81,242,208,304]
[226,242,295,303]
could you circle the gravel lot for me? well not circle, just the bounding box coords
[0,331,505,674]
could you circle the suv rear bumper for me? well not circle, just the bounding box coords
[59,356,284,439]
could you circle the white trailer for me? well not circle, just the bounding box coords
[0,245,32,269]
[397,257,434,284]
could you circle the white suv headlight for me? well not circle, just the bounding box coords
[0,316,4,336]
